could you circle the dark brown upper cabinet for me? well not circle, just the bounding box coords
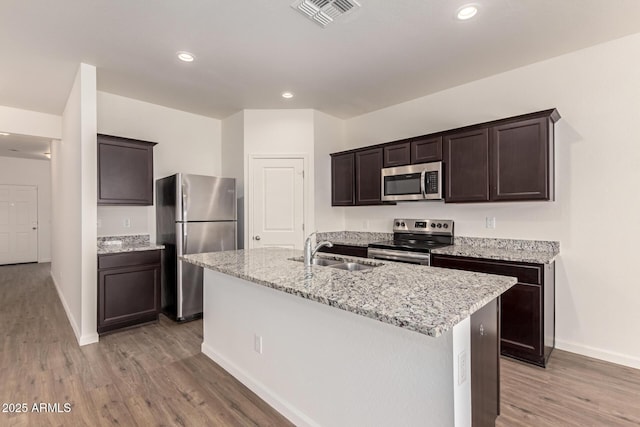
[330,109,559,206]
[443,128,490,203]
[355,148,384,205]
[383,141,411,167]
[444,109,560,203]
[490,116,554,201]
[331,152,355,206]
[97,134,157,206]
[411,136,442,164]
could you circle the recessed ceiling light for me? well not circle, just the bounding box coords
[457,5,478,20]
[177,51,195,62]
[282,92,294,99]
[0,132,10,136]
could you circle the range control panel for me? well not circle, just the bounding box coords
[393,218,454,235]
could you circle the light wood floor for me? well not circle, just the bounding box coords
[1,263,639,426]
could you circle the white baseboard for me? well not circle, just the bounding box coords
[556,339,640,370]
[50,273,99,347]
[201,342,319,427]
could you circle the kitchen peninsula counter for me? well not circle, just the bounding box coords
[182,247,516,338]
[182,247,516,427]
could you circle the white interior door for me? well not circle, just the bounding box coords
[0,185,38,265]
[250,157,304,250]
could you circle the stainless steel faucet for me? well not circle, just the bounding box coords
[304,232,333,267]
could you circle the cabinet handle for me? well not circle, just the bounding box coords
[254,236,261,241]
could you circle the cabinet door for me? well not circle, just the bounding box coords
[331,153,355,206]
[500,283,542,358]
[355,148,384,205]
[318,244,368,258]
[490,117,550,201]
[431,254,548,366]
[383,142,411,167]
[98,263,160,334]
[443,129,489,202]
[411,136,442,164]
[97,134,156,205]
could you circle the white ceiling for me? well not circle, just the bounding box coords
[1,0,640,121]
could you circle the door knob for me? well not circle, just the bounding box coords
[254,235,261,241]
[32,227,37,230]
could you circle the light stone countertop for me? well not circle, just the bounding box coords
[431,245,558,264]
[181,247,517,338]
[317,231,559,264]
[97,234,164,255]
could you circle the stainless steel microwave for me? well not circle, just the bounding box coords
[381,162,443,201]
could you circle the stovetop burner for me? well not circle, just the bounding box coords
[368,218,455,254]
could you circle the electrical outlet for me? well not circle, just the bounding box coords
[124,218,131,228]
[254,334,263,354]
[97,219,102,228]
[485,217,496,229]
[458,350,467,385]
[362,220,369,230]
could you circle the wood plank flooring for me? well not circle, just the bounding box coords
[1,262,639,426]
[0,262,292,426]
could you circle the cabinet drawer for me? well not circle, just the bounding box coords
[98,250,161,270]
[318,244,368,258]
[431,255,542,284]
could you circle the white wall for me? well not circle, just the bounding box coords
[243,109,316,248]
[313,110,346,232]
[221,111,245,248]
[0,157,52,262]
[338,33,640,368]
[202,269,460,427]
[0,105,61,139]
[51,63,98,346]
[96,92,222,239]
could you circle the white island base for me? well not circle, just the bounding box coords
[201,269,476,427]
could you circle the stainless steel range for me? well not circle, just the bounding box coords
[368,218,454,265]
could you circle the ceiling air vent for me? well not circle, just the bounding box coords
[291,0,361,28]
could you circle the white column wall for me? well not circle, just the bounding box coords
[52,63,98,346]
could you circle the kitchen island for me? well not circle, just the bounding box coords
[182,248,517,427]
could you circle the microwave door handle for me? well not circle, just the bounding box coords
[420,170,427,197]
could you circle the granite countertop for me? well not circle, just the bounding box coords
[316,231,392,247]
[317,231,560,264]
[431,245,557,264]
[97,235,164,255]
[432,236,559,264]
[181,248,517,338]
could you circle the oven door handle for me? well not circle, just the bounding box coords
[368,248,431,265]
[420,170,427,198]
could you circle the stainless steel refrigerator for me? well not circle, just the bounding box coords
[156,173,237,321]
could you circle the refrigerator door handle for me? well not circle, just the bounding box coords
[182,185,188,222]
[176,223,184,319]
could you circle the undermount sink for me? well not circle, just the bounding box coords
[290,256,380,271]
[329,262,375,271]
[309,258,343,267]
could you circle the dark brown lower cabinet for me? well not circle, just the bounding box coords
[471,297,499,427]
[432,254,555,367]
[98,250,161,335]
[317,244,368,258]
